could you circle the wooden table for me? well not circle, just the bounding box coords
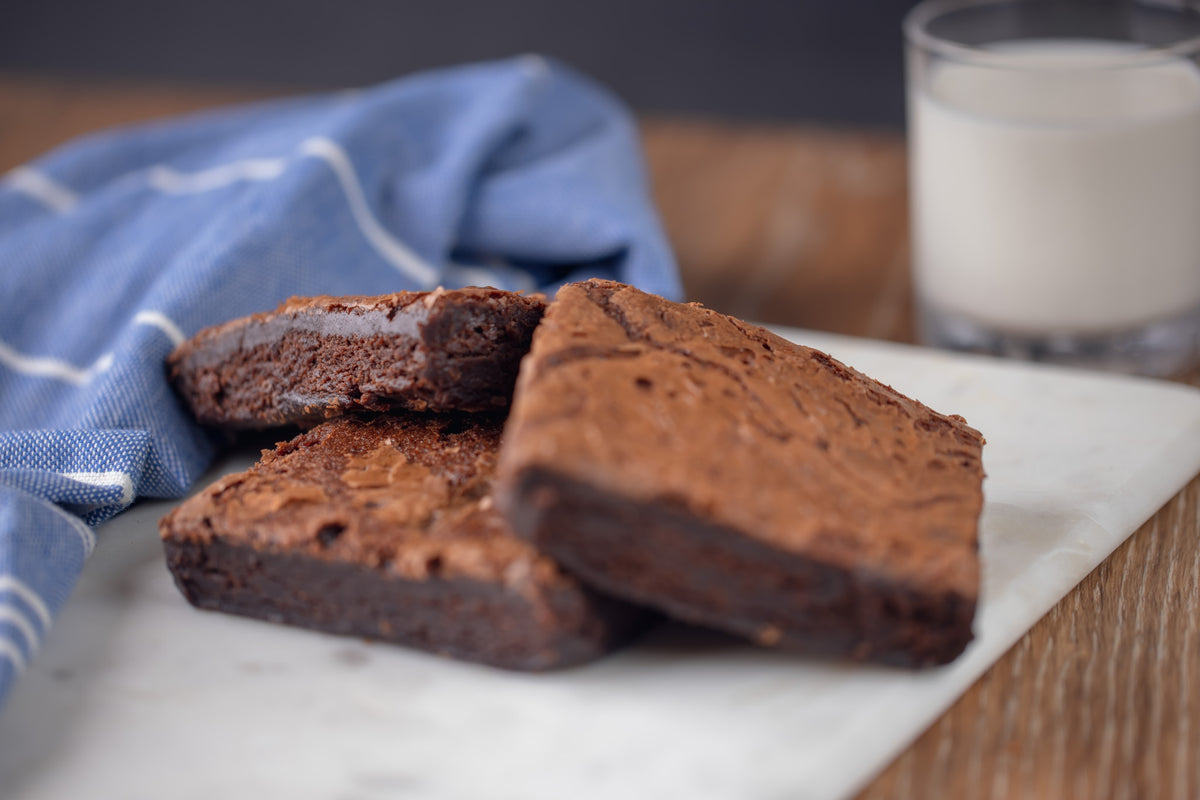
[3,74,1198,800]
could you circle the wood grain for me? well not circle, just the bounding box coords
[860,474,1200,800]
[2,74,1198,800]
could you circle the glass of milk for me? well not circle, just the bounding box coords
[905,0,1200,376]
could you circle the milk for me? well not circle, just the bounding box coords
[911,40,1200,335]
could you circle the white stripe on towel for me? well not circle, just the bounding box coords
[0,576,52,629]
[62,514,97,556]
[0,311,184,386]
[0,339,112,385]
[0,604,42,651]
[61,470,134,509]
[3,167,79,213]
[299,137,440,287]
[147,158,288,194]
[7,139,440,287]
[0,636,27,673]
[133,310,186,347]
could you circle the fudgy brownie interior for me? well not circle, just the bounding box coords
[168,287,546,428]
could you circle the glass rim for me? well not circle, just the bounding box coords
[904,0,1200,69]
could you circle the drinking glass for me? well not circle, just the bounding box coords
[906,0,1200,376]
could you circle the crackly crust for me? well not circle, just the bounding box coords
[496,279,985,667]
[159,413,647,670]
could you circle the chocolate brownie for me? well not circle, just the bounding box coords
[168,288,546,428]
[159,413,646,670]
[496,280,985,667]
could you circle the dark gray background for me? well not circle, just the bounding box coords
[0,0,920,127]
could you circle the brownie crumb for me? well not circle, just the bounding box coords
[167,288,546,429]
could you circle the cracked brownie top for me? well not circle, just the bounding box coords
[497,279,985,600]
[163,412,566,585]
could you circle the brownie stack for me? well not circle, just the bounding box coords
[161,281,985,671]
[162,287,647,670]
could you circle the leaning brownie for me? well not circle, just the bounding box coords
[168,287,545,428]
[496,280,985,668]
[159,413,646,671]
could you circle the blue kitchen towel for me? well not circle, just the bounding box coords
[0,55,681,705]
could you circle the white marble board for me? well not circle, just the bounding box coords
[3,329,1200,800]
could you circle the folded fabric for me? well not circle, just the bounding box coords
[0,56,681,705]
